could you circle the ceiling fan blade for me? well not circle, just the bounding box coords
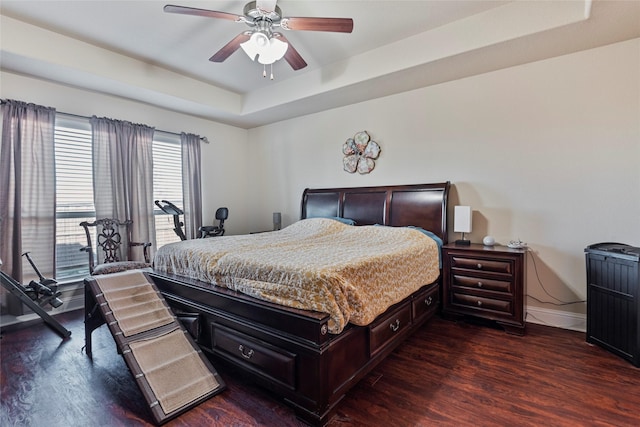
[281,17,354,33]
[273,33,307,70]
[163,4,242,22]
[256,0,278,13]
[210,32,252,62]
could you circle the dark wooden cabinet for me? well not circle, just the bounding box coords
[442,243,526,335]
[585,244,640,367]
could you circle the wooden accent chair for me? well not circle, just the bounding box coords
[79,218,151,275]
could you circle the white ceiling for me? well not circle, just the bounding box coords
[1,1,639,128]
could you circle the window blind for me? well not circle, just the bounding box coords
[54,116,95,281]
[153,135,184,248]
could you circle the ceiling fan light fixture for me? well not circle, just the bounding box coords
[241,32,266,60]
[240,31,288,65]
[257,37,288,64]
[252,31,269,48]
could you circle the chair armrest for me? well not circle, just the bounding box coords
[80,246,95,274]
[130,242,152,264]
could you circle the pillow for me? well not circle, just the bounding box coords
[372,224,442,247]
[406,226,443,248]
[406,226,444,268]
[373,224,444,246]
[323,216,356,225]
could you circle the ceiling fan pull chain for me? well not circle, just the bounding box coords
[270,64,274,80]
[263,64,267,78]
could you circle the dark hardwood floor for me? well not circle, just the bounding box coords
[1,310,639,426]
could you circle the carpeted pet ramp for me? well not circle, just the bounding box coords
[84,270,225,425]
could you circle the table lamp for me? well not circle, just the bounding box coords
[454,205,472,245]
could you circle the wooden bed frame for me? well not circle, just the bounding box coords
[149,182,450,426]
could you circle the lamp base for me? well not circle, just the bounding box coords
[455,239,471,246]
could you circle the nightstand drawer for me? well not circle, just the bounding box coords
[450,256,512,274]
[452,293,512,314]
[452,274,512,293]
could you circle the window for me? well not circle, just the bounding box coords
[53,118,184,282]
[54,116,94,281]
[153,133,183,249]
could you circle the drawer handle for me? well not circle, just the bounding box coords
[477,300,483,307]
[389,319,400,332]
[477,263,483,269]
[424,296,433,306]
[238,344,254,360]
[477,281,483,288]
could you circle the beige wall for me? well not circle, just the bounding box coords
[246,38,640,324]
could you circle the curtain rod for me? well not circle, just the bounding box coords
[0,99,209,143]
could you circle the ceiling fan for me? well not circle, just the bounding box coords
[164,0,354,75]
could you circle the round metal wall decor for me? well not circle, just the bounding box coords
[342,131,381,174]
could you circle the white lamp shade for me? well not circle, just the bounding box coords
[454,206,472,233]
[240,33,264,61]
[240,32,288,65]
[257,37,288,64]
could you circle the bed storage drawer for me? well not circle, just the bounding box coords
[369,302,411,356]
[412,283,439,323]
[211,323,296,389]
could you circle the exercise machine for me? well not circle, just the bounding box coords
[0,253,71,339]
[154,200,186,241]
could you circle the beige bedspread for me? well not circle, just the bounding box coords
[154,218,440,333]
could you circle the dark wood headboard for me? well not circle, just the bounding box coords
[300,182,450,244]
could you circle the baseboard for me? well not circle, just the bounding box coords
[526,306,586,332]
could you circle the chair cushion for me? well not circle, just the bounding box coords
[92,261,151,276]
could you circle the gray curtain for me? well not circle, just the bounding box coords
[181,133,202,239]
[0,100,56,315]
[90,116,156,261]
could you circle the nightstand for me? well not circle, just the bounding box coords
[442,243,527,335]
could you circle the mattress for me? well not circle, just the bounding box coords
[154,218,440,333]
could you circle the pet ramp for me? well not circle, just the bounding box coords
[84,270,225,425]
